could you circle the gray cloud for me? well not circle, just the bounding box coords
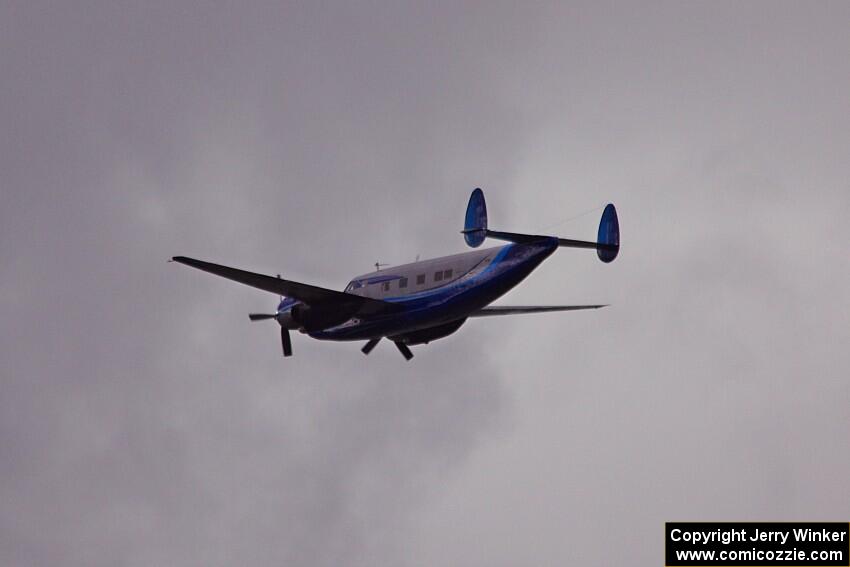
[2,2,848,566]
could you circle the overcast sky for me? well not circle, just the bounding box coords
[2,2,849,566]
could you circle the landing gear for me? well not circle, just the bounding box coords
[393,341,414,361]
[361,337,380,355]
[360,337,413,360]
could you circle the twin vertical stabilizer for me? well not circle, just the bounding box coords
[596,203,619,262]
[462,188,620,262]
[463,188,488,247]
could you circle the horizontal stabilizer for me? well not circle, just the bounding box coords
[482,230,618,253]
[483,230,617,251]
[470,304,607,317]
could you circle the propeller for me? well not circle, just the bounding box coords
[249,313,277,321]
[281,327,293,357]
[249,312,294,357]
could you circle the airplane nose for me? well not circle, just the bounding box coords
[276,310,297,329]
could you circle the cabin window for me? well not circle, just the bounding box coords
[382,281,390,292]
[434,271,443,282]
[399,277,408,288]
[416,274,425,285]
[443,269,453,279]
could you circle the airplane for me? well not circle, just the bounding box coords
[171,188,619,361]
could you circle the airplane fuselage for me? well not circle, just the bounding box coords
[298,237,559,344]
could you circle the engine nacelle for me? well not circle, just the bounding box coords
[291,303,358,332]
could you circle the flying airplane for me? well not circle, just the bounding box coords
[171,188,619,360]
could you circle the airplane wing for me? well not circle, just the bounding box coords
[469,304,608,317]
[171,256,400,315]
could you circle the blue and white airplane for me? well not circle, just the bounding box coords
[172,189,619,360]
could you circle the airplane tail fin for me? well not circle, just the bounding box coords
[461,189,619,262]
[462,188,487,247]
[595,203,619,263]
